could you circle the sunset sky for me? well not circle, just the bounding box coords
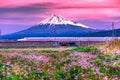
[0,0,120,35]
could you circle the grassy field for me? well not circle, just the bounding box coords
[0,45,120,80]
[98,39,120,55]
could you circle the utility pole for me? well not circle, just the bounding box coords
[52,27,57,47]
[53,28,56,40]
[87,32,90,46]
[0,28,1,36]
[112,22,115,39]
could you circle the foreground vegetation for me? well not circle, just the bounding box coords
[99,39,120,54]
[0,46,120,80]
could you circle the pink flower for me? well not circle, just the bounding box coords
[103,76,108,80]
[111,78,117,80]
[6,62,10,65]
[7,72,10,76]
[13,70,19,73]
[71,61,77,66]
[103,61,108,65]
[50,78,52,80]
[110,62,117,68]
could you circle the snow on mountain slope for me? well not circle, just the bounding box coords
[39,14,89,28]
[0,14,100,40]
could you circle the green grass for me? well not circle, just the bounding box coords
[33,49,59,53]
[72,46,98,54]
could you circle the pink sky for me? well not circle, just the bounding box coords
[0,0,120,34]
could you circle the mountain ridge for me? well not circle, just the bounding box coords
[0,14,102,40]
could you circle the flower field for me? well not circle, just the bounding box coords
[0,47,120,80]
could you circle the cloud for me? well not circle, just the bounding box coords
[0,0,120,35]
[0,3,55,25]
[0,3,55,15]
[79,19,120,30]
[0,0,120,25]
[0,0,119,6]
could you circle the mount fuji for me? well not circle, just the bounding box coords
[0,14,100,40]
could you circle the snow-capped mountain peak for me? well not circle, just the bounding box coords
[40,14,74,25]
[39,14,89,28]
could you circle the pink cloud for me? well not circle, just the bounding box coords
[0,0,120,7]
[0,0,120,25]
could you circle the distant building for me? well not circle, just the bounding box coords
[0,37,110,48]
[17,37,115,42]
